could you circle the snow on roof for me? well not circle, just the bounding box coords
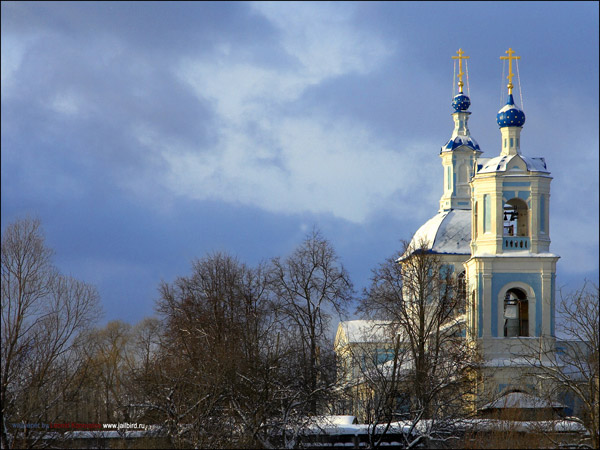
[338,320,395,344]
[481,391,565,410]
[439,313,466,333]
[308,415,358,427]
[300,420,418,436]
[402,209,471,259]
[441,134,481,153]
[477,154,549,174]
[300,418,587,437]
[457,418,587,433]
[471,252,559,259]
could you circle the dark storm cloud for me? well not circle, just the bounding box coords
[2,2,598,325]
[1,1,295,186]
[1,2,280,56]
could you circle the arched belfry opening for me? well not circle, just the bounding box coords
[503,198,528,237]
[503,198,530,250]
[503,288,528,337]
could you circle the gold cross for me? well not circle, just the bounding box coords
[452,48,470,93]
[500,48,521,95]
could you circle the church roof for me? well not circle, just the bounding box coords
[480,391,564,410]
[403,209,471,259]
[476,154,549,174]
[497,94,526,128]
[452,93,471,112]
[441,134,480,153]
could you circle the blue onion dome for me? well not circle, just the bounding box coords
[496,94,525,127]
[452,93,470,112]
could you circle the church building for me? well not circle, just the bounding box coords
[407,47,559,395]
[335,48,562,418]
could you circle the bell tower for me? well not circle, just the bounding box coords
[464,49,559,391]
[439,49,482,212]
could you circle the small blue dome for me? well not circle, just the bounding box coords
[496,94,525,127]
[452,93,470,112]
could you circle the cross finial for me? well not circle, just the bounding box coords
[500,48,521,95]
[452,48,470,93]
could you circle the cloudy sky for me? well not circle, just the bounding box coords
[2,1,598,326]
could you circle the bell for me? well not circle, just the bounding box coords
[503,212,508,221]
[504,299,519,319]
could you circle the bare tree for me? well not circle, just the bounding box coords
[522,282,599,449]
[150,240,353,448]
[154,252,303,448]
[1,218,100,448]
[356,239,477,448]
[76,320,138,424]
[270,229,354,415]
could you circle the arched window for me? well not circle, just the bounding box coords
[483,195,491,233]
[458,164,468,183]
[471,289,476,335]
[503,198,529,237]
[474,202,478,238]
[457,164,469,197]
[457,271,466,314]
[503,288,528,337]
[540,194,546,233]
